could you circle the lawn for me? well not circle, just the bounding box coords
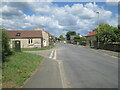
[2,52,44,88]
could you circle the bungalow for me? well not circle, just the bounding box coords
[70,33,82,41]
[7,28,53,48]
[70,35,76,41]
[85,30,96,40]
[85,30,97,47]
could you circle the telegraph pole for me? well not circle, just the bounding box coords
[96,11,99,49]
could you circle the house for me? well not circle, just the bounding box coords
[34,28,50,47]
[7,28,53,48]
[77,33,83,37]
[85,30,97,47]
[70,35,76,41]
[85,30,96,40]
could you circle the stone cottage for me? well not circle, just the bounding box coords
[7,28,52,48]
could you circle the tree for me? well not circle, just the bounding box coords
[118,25,120,29]
[113,26,120,42]
[66,31,76,40]
[73,35,80,42]
[59,35,65,40]
[55,37,58,40]
[79,37,86,43]
[74,35,86,43]
[1,29,12,62]
[96,24,118,43]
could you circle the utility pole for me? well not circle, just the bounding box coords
[96,11,99,49]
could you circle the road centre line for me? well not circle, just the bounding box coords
[49,50,57,60]
[103,53,118,59]
[49,50,54,58]
[53,50,57,60]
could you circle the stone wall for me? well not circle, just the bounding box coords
[93,41,120,52]
[10,38,42,48]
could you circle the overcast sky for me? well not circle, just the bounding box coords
[1,1,118,37]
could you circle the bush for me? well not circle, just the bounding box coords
[79,37,86,42]
[80,41,86,46]
[73,35,80,42]
[1,29,12,62]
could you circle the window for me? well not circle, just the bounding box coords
[31,39,33,44]
[29,39,30,44]
[16,33,21,36]
[28,39,33,44]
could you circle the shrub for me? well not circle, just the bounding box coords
[73,35,80,42]
[1,29,12,62]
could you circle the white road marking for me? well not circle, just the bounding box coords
[104,53,118,58]
[52,59,71,88]
[111,56,118,58]
[49,50,54,58]
[49,50,71,87]
[58,61,66,88]
[104,53,108,56]
[53,50,57,60]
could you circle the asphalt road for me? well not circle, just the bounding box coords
[23,42,118,88]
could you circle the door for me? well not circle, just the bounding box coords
[43,40,47,47]
[14,40,21,52]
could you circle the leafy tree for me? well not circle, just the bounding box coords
[0,29,2,62]
[73,35,80,42]
[113,26,120,42]
[59,35,65,40]
[1,29,12,62]
[118,25,120,29]
[55,37,58,40]
[79,37,86,43]
[96,24,118,43]
[74,35,86,42]
[57,38,60,41]
[66,31,76,40]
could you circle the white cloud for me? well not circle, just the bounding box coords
[106,0,119,2]
[1,2,118,36]
[106,0,119,6]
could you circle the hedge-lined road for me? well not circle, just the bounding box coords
[23,42,118,88]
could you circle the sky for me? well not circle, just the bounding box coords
[0,1,119,37]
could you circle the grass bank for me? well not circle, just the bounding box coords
[22,45,54,51]
[2,52,44,88]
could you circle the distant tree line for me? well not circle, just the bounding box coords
[58,24,119,45]
[58,35,65,41]
[66,31,76,40]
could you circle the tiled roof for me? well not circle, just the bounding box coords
[7,31,42,38]
[86,30,96,37]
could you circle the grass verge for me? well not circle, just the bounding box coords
[2,52,44,88]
